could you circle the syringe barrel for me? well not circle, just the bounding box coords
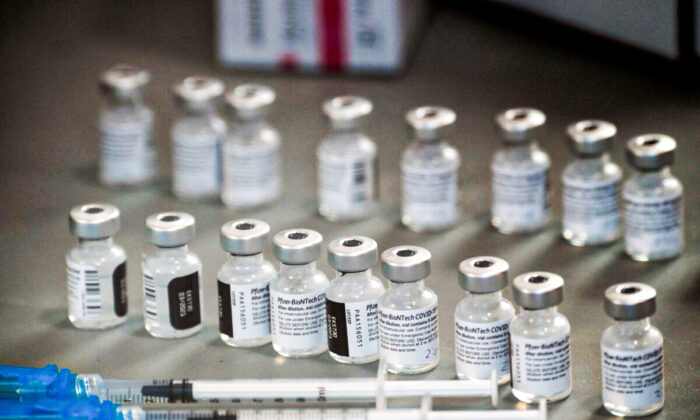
[367,408,545,420]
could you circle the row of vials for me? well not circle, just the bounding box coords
[68,205,664,417]
[98,65,685,262]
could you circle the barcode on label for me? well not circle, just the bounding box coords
[143,274,158,321]
[83,269,101,316]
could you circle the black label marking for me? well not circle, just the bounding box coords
[167,272,201,330]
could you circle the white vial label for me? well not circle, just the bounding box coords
[217,279,271,340]
[402,163,459,226]
[143,269,202,330]
[326,298,379,358]
[624,193,683,255]
[378,304,439,366]
[492,166,550,227]
[172,131,223,197]
[318,153,375,215]
[455,317,512,379]
[511,334,571,396]
[66,259,127,319]
[270,289,327,351]
[562,175,620,239]
[99,116,155,184]
[602,345,663,410]
[222,143,280,207]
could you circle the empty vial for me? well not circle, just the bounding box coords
[454,256,514,384]
[98,64,156,187]
[510,272,572,403]
[271,229,329,357]
[66,204,127,329]
[218,219,276,348]
[378,246,439,374]
[222,84,281,210]
[171,76,226,201]
[325,236,385,364]
[601,283,663,416]
[623,134,684,261]
[401,106,461,232]
[491,108,551,234]
[562,120,622,246]
[142,212,203,338]
[317,96,378,221]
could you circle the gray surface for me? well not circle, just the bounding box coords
[0,2,698,419]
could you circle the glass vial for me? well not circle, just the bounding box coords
[67,203,127,329]
[510,271,572,403]
[401,106,460,232]
[98,64,156,187]
[317,96,377,221]
[142,212,203,338]
[623,134,684,261]
[562,120,622,246]
[217,219,276,348]
[378,246,439,374]
[270,229,329,357]
[454,256,514,384]
[491,108,551,234]
[222,84,281,210]
[171,76,226,201]
[601,283,663,416]
[325,236,385,364]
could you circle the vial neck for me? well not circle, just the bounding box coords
[228,253,264,266]
[389,280,425,290]
[634,166,671,178]
[154,244,189,256]
[105,91,144,108]
[181,104,218,119]
[464,291,503,310]
[518,306,558,318]
[575,152,609,164]
[336,268,372,281]
[78,237,114,251]
[279,262,317,277]
[613,318,651,336]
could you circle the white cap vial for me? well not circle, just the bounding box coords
[323,96,373,131]
[225,84,275,120]
[272,229,323,265]
[512,271,564,309]
[458,256,509,293]
[566,120,617,157]
[495,107,546,143]
[69,203,120,239]
[381,246,431,282]
[220,219,270,256]
[145,212,196,247]
[174,76,225,112]
[406,106,456,141]
[604,282,656,320]
[626,134,676,171]
[327,236,378,273]
[99,64,150,97]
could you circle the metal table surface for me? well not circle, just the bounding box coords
[0,2,698,419]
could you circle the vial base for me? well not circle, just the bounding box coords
[100,176,156,189]
[69,314,126,330]
[145,321,202,339]
[562,229,619,247]
[220,333,271,348]
[511,385,572,404]
[457,372,511,385]
[491,217,548,235]
[329,351,379,365]
[603,401,663,417]
[385,357,439,375]
[221,197,279,212]
[173,190,221,203]
[401,215,457,233]
[319,205,375,223]
[626,247,682,262]
[272,342,327,358]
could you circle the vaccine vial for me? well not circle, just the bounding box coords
[491,108,551,234]
[454,256,514,384]
[67,204,127,329]
[222,84,281,210]
[171,76,226,201]
[401,106,460,232]
[325,236,385,364]
[142,212,203,338]
[217,219,276,348]
[562,120,622,246]
[510,271,572,403]
[601,283,663,416]
[623,134,684,261]
[378,246,439,374]
[317,96,377,221]
[98,64,156,187]
[270,229,329,357]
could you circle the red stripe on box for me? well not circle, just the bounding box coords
[317,0,346,71]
